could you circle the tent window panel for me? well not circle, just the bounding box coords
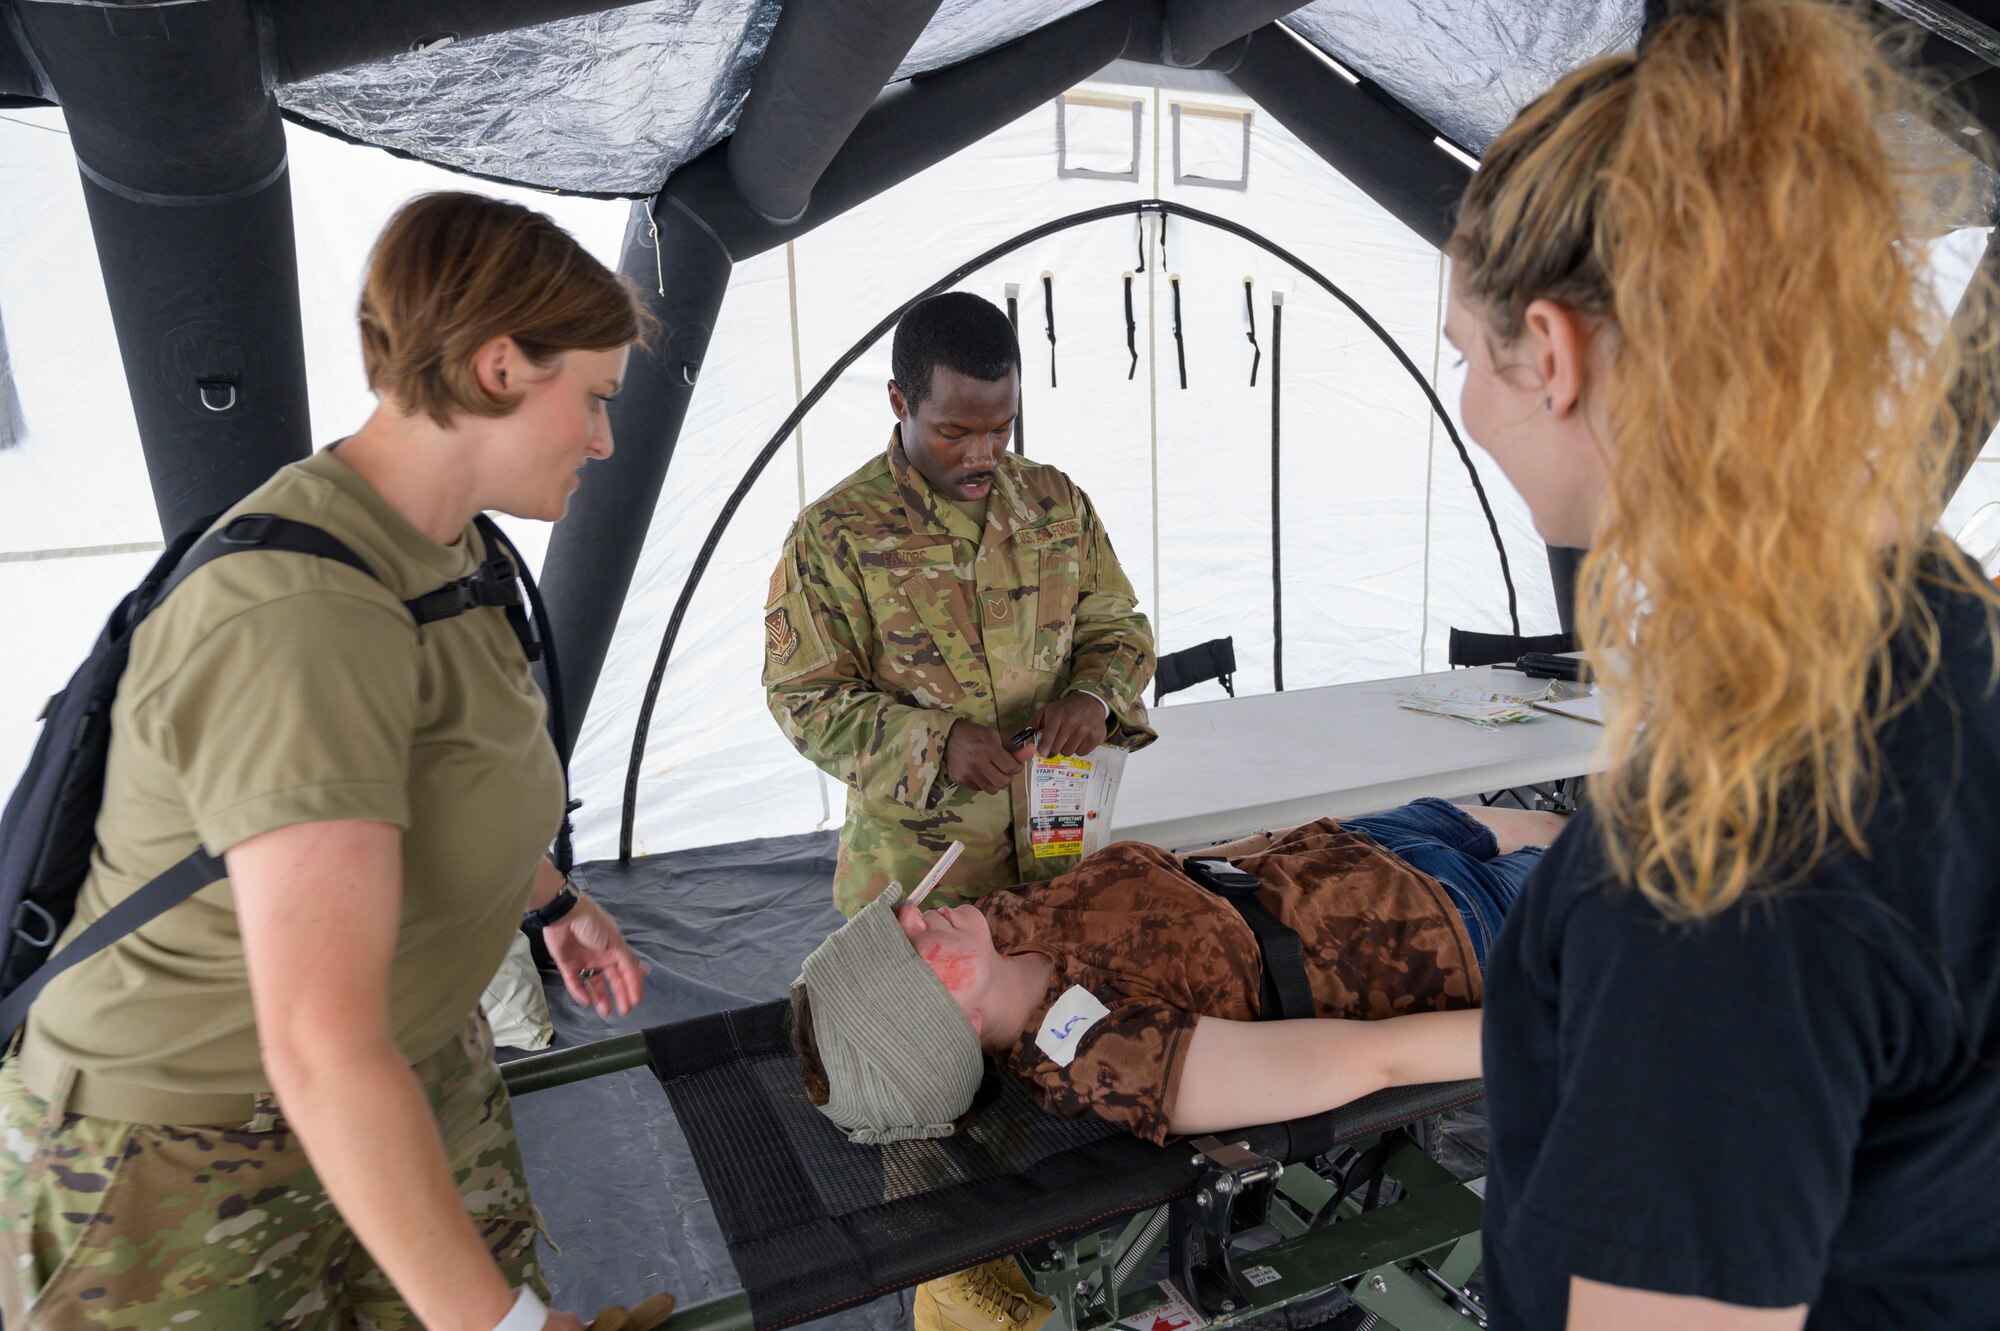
[1055,92,1141,181]
[1172,102,1251,191]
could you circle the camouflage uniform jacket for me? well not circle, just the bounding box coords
[765,431,1156,914]
[981,820,1483,1143]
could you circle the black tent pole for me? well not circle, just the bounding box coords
[1545,546,1585,639]
[1271,290,1284,691]
[17,0,310,536]
[1226,22,1469,252]
[1159,0,1307,67]
[535,200,731,756]
[725,0,944,225]
[0,12,43,105]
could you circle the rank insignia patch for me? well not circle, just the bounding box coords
[765,607,800,665]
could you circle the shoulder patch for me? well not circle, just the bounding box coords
[1035,985,1112,1068]
[767,558,787,606]
[765,606,801,666]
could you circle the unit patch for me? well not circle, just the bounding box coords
[765,607,800,665]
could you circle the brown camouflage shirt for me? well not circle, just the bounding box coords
[979,820,1482,1144]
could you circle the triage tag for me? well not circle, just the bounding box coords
[1035,985,1111,1067]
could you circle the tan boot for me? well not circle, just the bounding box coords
[590,1291,677,1331]
[913,1259,1054,1331]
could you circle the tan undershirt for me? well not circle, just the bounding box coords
[946,493,990,532]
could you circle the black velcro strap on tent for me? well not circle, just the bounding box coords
[1154,636,1236,705]
[1447,628,1577,669]
[0,847,223,1042]
[1124,272,1138,380]
[1041,272,1058,389]
[1169,273,1188,390]
[642,1000,1482,1331]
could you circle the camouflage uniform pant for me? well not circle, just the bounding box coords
[0,1012,549,1329]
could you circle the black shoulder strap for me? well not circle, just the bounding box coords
[473,515,578,872]
[160,513,379,605]
[0,849,224,1044]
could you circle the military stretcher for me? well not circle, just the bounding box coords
[504,1002,1490,1331]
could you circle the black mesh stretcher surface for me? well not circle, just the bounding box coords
[642,1000,1484,1331]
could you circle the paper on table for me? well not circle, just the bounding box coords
[1398,687,1540,727]
[1530,689,1604,726]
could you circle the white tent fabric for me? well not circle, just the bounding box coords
[575,72,1558,862]
[4,74,1996,866]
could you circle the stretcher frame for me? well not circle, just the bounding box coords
[503,1032,1489,1331]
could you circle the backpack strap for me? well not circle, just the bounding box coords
[158,513,379,606]
[0,848,224,1046]
[472,515,578,873]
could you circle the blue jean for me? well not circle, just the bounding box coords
[1343,797,1545,966]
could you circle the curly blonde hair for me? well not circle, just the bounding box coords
[1450,0,2000,919]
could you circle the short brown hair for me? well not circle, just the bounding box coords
[359,191,652,426]
[789,984,832,1107]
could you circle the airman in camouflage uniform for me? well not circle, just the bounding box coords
[768,424,1156,914]
[766,297,1156,914]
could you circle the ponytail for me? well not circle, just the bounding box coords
[1450,0,2000,919]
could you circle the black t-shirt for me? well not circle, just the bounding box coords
[1482,581,2000,1328]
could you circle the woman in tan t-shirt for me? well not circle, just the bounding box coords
[0,193,651,1331]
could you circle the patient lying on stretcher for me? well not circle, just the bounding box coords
[790,798,1563,1146]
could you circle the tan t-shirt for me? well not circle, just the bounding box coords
[23,448,564,1119]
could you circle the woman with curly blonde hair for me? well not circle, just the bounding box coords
[1448,2,2000,1327]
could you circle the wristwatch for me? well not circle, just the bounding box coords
[521,881,581,931]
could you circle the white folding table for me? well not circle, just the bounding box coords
[1110,665,1605,849]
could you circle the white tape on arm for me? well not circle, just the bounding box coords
[492,1287,549,1331]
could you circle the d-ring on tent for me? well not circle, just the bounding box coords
[4,2,2000,1327]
